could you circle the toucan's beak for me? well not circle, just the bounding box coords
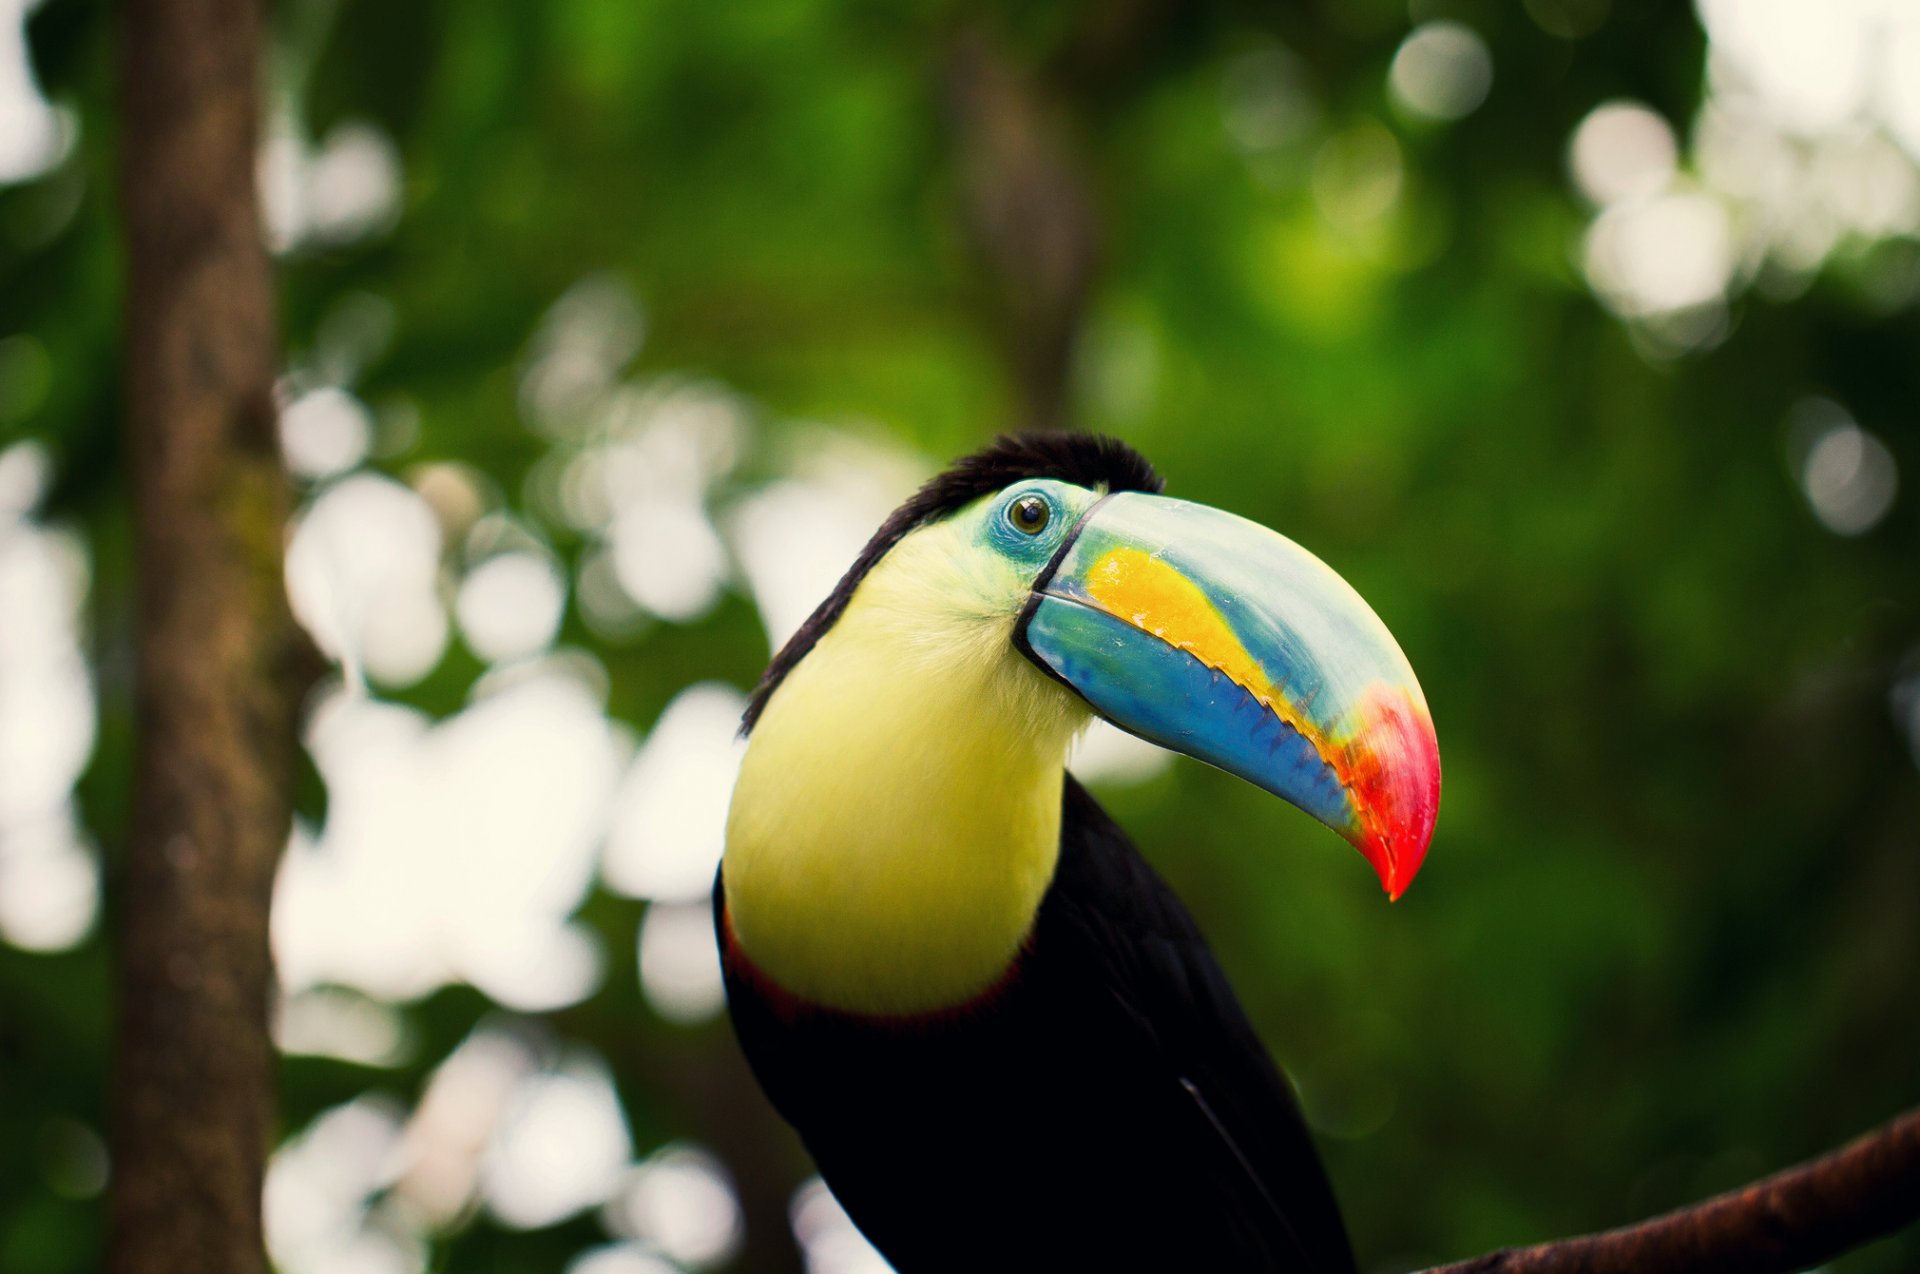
[1016,492,1440,899]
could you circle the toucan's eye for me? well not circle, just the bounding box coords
[1008,495,1051,535]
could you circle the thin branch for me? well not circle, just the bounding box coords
[1421,1105,1920,1274]
[111,0,298,1270]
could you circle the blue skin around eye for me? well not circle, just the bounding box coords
[979,481,1100,569]
[1023,597,1355,836]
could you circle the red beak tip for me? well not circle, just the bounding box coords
[1361,825,1430,902]
[1344,684,1439,904]
[1380,864,1409,902]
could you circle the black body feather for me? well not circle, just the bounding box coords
[717,777,1357,1273]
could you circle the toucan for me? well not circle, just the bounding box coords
[716,434,1440,1272]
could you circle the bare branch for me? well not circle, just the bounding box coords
[1422,1106,1920,1274]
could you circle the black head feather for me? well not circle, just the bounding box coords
[741,432,1163,733]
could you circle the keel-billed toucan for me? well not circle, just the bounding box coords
[717,434,1439,1272]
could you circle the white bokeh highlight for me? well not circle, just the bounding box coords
[261,116,404,254]
[1574,1,1920,349]
[275,987,413,1068]
[273,669,626,1009]
[791,1177,893,1274]
[604,683,746,904]
[518,279,758,628]
[0,0,73,185]
[1583,191,1736,318]
[0,441,98,952]
[602,1143,744,1269]
[1695,0,1920,140]
[1070,719,1174,787]
[286,473,449,690]
[281,385,375,482]
[637,900,728,1025]
[1388,22,1493,123]
[482,1048,634,1230]
[1571,102,1679,206]
[566,1245,681,1274]
[395,1026,538,1227]
[264,1096,422,1274]
[520,276,647,440]
[1790,398,1899,536]
[726,431,925,651]
[456,551,567,665]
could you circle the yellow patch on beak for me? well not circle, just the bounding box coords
[1082,547,1324,752]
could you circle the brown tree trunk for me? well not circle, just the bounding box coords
[110,1,296,1272]
[939,6,1188,438]
[943,31,1101,435]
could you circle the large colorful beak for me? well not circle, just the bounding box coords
[1016,492,1440,898]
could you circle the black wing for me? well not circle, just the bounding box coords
[1039,775,1359,1274]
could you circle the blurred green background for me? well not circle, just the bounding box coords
[2,0,1917,1271]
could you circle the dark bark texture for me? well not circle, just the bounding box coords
[943,31,1101,435]
[111,1,296,1272]
[1423,1105,1920,1274]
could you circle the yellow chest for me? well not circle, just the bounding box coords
[721,540,1086,1017]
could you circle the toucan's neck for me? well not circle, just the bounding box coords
[722,527,1088,1017]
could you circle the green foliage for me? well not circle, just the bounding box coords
[2,0,1917,1270]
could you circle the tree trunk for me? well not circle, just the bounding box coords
[110,1,295,1272]
[943,30,1101,435]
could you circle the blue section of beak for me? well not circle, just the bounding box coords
[1022,595,1354,832]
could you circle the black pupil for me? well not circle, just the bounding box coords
[1012,497,1049,533]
